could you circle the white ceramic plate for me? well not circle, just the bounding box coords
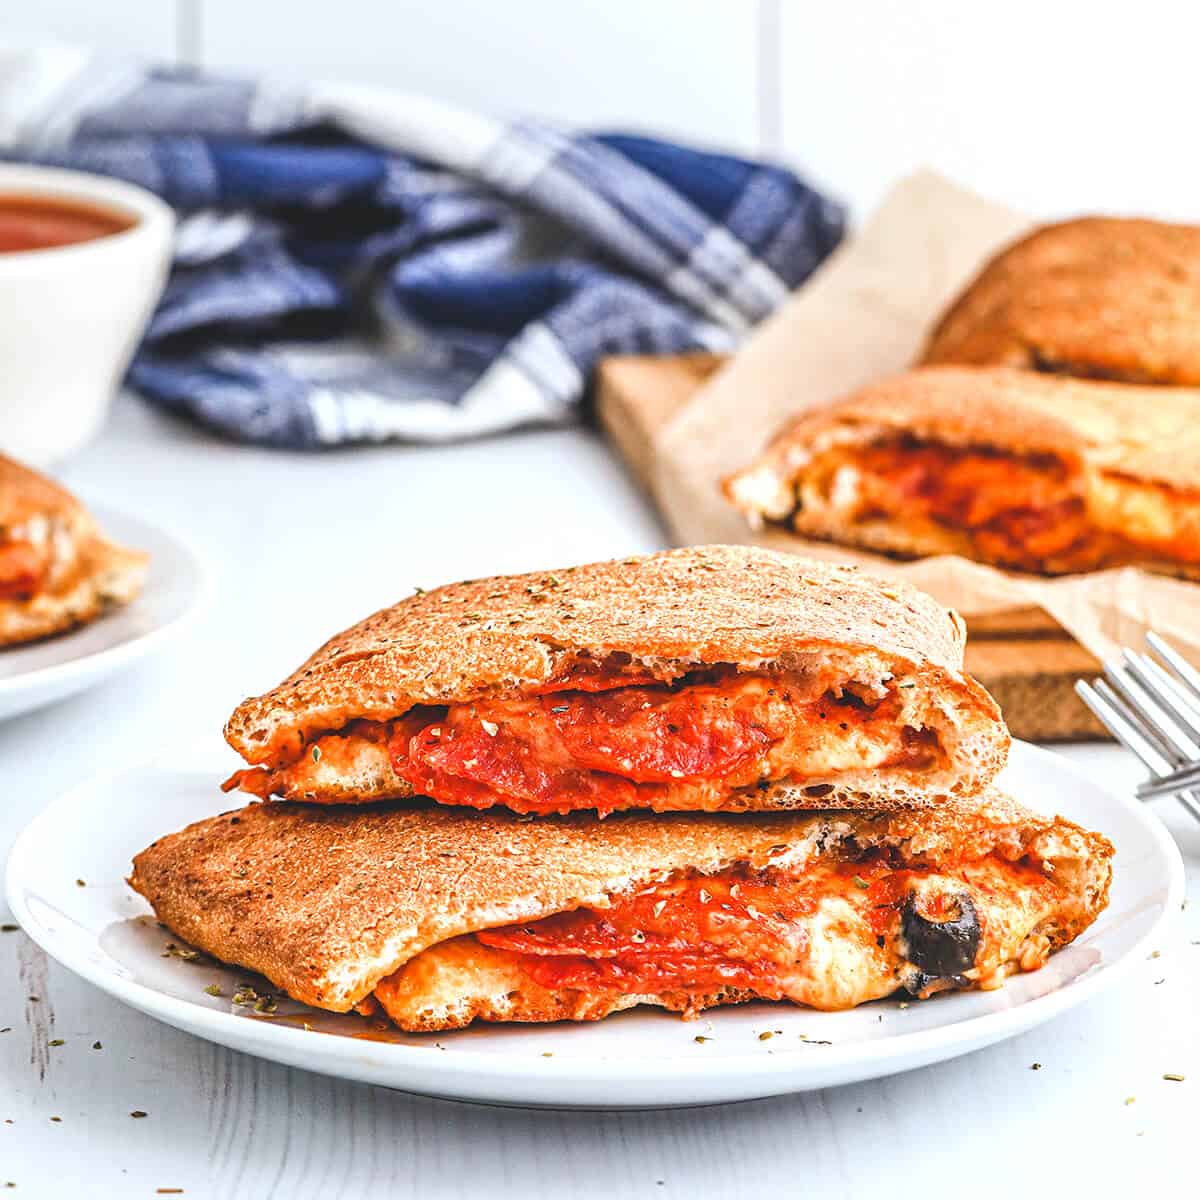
[5,741,1183,1109]
[0,506,206,720]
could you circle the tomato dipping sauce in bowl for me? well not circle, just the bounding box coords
[0,165,173,465]
[0,194,136,254]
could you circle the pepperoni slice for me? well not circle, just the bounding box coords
[477,874,801,995]
[390,678,774,815]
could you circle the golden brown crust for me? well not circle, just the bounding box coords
[224,545,986,771]
[921,217,1200,384]
[128,794,1112,1018]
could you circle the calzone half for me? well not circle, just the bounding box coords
[222,546,1006,814]
[725,366,1200,577]
[130,796,1112,1032]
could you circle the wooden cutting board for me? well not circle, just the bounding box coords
[595,353,1105,742]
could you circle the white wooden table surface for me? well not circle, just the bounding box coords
[1,396,1196,1197]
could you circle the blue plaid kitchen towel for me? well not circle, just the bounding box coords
[0,47,844,448]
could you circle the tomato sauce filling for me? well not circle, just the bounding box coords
[1087,471,1200,565]
[472,852,1057,1002]
[0,539,47,601]
[224,668,943,811]
[385,672,937,816]
[817,438,1200,571]
[820,439,1103,571]
[477,869,827,996]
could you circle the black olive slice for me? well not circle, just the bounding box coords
[900,888,981,978]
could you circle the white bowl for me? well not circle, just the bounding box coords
[0,163,174,465]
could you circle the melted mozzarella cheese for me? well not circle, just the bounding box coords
[775,895,895,1010]
[1089,472,1200,560]
[231,673,943,809]
[371,855,1067,1030]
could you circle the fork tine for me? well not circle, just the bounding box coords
[1076,680,1175,773]
[1103,660,1200,762]
[1146,631,1200,700]
[1092,677,1181,766]
[1138,763,1200,799]
[1136,651,1200,720]
[1080,653,1200,824]
[1123,650,1200,742]
[1168,787,1200,823]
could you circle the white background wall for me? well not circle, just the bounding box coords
[8,0,1198,223]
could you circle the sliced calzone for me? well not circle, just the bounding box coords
[222,545,1007,814]
[725,366,1200,577]
[0,453,147,645]
[129,796,1113,1032]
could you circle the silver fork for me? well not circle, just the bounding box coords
[1075,631,1200,824]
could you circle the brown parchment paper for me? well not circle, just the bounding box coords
[652,169,1200,665]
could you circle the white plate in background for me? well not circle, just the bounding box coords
[0,505,206,720]
[5,741,1182,1108]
